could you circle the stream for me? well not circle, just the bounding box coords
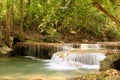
[0,56,99,80]
[0,43,108,80]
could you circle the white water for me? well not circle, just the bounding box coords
[46,44,106,70]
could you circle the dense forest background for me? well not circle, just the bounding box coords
[0,0,120,44]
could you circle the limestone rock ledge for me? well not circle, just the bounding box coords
[0,46,12,55]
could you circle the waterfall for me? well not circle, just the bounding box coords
[51,50,105,65]
[13,42,64,59]
[13,42,106,70]
[49,43,106,70]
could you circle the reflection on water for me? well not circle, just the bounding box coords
[0,57,99,80]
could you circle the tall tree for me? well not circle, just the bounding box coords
[5,0,11,47]
[19,0,24,41]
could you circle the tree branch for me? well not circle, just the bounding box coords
[93,1,120,26]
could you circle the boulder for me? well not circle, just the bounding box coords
[0,46,12,55]
[0,37,13,55]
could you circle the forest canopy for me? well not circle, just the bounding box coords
[0,0,120,42]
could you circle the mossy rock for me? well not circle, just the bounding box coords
[100,54,120,71]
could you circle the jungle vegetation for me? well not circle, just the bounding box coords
[0,0,120,44]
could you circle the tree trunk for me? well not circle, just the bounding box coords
[26,0,32,28]
[92,1,120,26]
[19,0,24,41]
[11,0,15,27]
[5,0,11,47]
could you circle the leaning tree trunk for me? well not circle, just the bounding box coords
[19,0,24,41]
[92,1,120,26]
[5,0,11,47]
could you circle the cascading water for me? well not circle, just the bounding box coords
[47,43,106,70]
[14,42,63,59]
[14,42,106,70]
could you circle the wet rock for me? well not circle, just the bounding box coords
[12,42,63,58]
[0,46,12,55]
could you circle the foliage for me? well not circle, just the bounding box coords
[0,0,120,40]
[105,26,120,40]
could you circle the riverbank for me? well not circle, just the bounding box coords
[68,69,120,80]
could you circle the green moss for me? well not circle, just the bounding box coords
[100,54,120,71]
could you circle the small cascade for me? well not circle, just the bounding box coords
[12,42,63,59]
[51,50,105,65]
[49,43,106,70]
[65,53,99,65]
